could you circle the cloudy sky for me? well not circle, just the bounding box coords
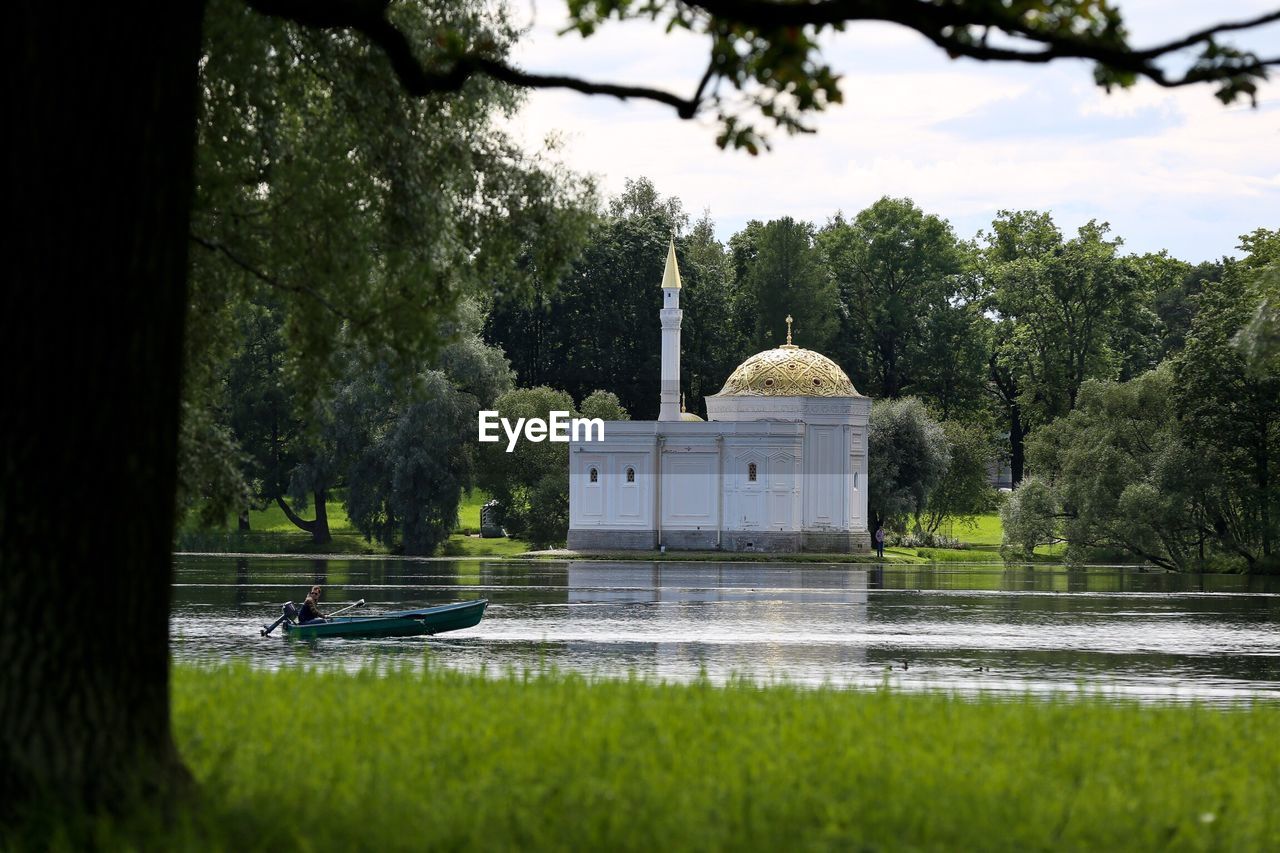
[504,1,1279,262]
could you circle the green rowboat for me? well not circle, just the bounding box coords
[282,599,488,639]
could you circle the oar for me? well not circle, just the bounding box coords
[327,599,365,618]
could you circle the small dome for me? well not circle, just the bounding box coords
[716,345,858,397]
[680,411,704,422]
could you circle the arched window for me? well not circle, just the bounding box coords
[853,472,859,489]
[589,467,598,483]
[748,462,757,482]
[625,467,635,483]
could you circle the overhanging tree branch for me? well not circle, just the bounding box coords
[242,0,1279,147]
[245,0,702,115]
[688,1,1279,92]
[190,233,353,321]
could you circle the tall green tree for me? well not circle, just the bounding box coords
[487,208,665,418]
[487,179,743,418]
[868,397,951,532]
[222,299,340,542]
[922,421,997,534]
[5,0,597,815]
[1007,231,1279,572]
[329,306,513,555]
[680,211,744,409]
[732,217,839,354]
[1022,366,1212,570]
[184,0,594,540]
[819,197,984,415]
[473,387,630,547]
[1173,230,1280,568]
[982,213,1153,481]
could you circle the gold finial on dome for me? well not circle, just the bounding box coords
[679,392,705,420]
[784,314,795,348]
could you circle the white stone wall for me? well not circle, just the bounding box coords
[706,394,870,536]
[567,395,870,548]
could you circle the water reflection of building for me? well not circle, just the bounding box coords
[567,562,871,606]
[566,561,872,679]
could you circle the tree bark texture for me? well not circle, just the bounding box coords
[2,1,205,818]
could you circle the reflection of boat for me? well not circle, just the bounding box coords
[282,599,487,639]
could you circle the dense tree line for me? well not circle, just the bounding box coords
[484,181,1275,566]
[192,161,1274,569]
[184,139,1275,566]
[1004,232,1278,571]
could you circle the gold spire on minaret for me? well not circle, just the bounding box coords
[783,314,796,349]
[681,393,687,412]
[660,238,682,289]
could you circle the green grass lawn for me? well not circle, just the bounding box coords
[444,533,531,557]
[455,488,490,533]
[957,512,1004,546]
[242,499,355,534]
[903,513,1068,562]
[236,489,492,538]
[184,502,1067,565]
[31,666,1278,850]
[177,490,533,557]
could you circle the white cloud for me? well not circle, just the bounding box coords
[502,1,1280,260]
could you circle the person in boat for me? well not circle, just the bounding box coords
[298,585,328,624]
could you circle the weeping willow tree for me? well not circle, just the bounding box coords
[181,0,594,532]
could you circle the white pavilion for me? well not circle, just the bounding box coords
[567,241,871,553]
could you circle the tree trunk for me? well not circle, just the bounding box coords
[313,489,332,544]
[275,490,332,544]
[2,1,205,820]
[1254,408,1272,559]
[1009,402,1026,485]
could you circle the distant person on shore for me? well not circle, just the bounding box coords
[298,585,328,624]
[874,525,885,559]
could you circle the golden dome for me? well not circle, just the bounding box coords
[680,411,704,422]
[716,345,858,397]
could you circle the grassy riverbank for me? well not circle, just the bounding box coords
[177,497,1076,564]
[36,666,1280,850]
[175,490,535,557]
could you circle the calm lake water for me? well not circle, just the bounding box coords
[172,556,1280,702]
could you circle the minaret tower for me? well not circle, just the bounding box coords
[658,238,683,422]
